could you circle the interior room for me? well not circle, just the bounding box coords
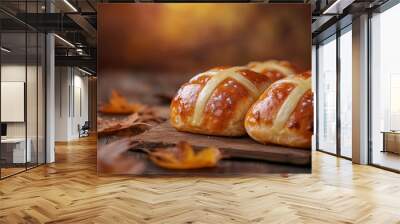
[0,0,399,223]
[0,21,46,178]
[0,0,96,178]
[54,66,92,141]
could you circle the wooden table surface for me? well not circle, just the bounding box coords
[98,122,311,175]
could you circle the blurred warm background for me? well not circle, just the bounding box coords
[97,3,311,174]
[98,3,311,105]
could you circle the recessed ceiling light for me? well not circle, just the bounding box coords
[63,0,78,12]
[78,67,93,76]
[1,47,11,53]
[323,0,354,15]
[54,34,75,48]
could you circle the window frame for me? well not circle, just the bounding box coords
[315,23,353,161]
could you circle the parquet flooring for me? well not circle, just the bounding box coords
[1,136,400,224]
[1,167,26,178]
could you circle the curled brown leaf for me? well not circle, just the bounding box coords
[148,141,221,169]
[99,90,145,115]
[97,113,152,136]
[97,93,167,136]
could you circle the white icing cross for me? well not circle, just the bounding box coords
[269,77,311,134]
[191,66,259,126]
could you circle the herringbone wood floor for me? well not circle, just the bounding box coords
[0,136,399,224]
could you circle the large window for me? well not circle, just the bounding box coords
[317,36,337,154]
[371,3,400,171]
[316,26,353,158]
[339,28,352,158]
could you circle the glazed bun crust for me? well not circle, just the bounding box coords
[247,60,297,82]
[170,66,272,136]
[245,71,313,148]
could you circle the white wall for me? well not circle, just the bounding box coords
[1,65,39,138]
[1,63,46,164]
[72,73,89,138]
[55,67,89,141]
[55,66,70,141]
[1,65,26,140]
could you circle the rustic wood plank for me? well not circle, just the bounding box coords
[129,122,311,166]
[98,132,310,175]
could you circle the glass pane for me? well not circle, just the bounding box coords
[317,37,337,154]
[339,29,352,158]
[38,33,45,165]
[1,31,27,177]
[27,31,38,169]
[371,4,400,171]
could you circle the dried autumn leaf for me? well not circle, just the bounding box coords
[97,107,166,136]
[97,113,151,135]
[148,141,221,169]
[99,90,144,115]
[98,137,146,174]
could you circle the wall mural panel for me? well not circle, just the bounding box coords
[97,3,312,175]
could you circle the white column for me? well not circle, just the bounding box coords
[352,14,369,164]
[45,0,56,163]
[46,32,55,163]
